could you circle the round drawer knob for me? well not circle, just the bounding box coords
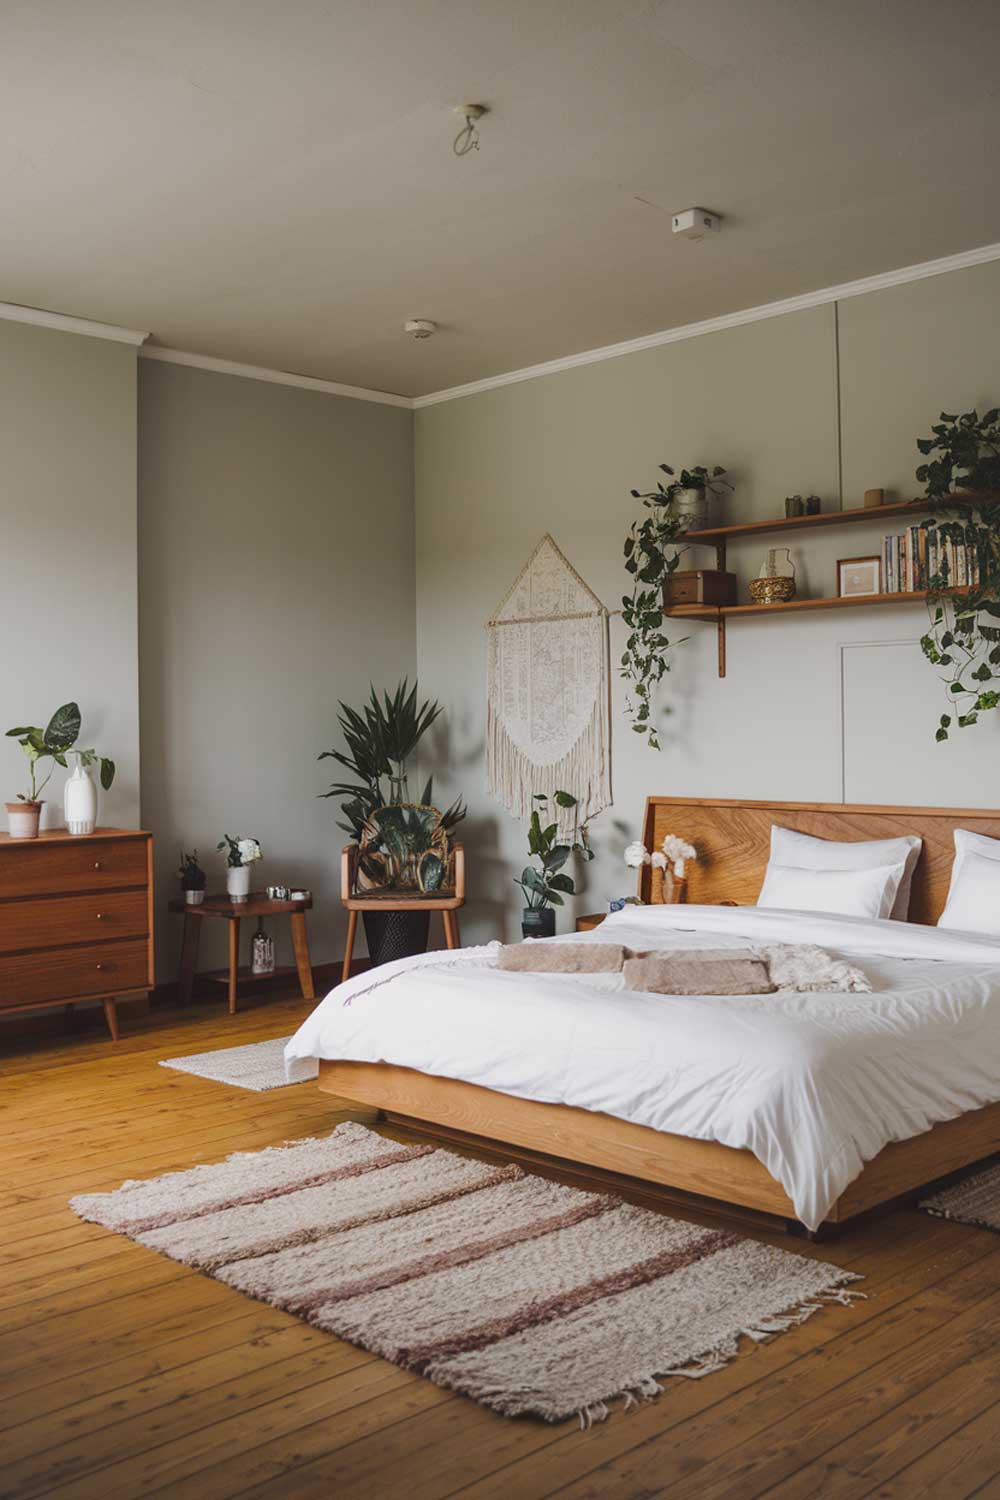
[96,963,105,971]
[96,912,104,920]
[93,861,102,870]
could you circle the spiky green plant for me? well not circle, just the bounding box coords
[319,679,466,841]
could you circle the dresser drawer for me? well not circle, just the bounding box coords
[0,890,149,955]
[0,938,150,1007]
[0,838,148,898]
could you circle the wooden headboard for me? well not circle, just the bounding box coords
[639,797,1000,926]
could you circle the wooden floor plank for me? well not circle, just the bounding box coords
[1,987,997,1500]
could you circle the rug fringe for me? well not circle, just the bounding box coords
[573,1280,864,1429]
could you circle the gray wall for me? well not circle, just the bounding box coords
[139,361,414,978]
[415,260,1000,942]
[0,320,139,828]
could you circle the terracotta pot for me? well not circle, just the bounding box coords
[6,801,42,839]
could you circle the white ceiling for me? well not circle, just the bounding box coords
[2,0,1000,398]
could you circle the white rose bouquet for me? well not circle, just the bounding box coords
[218,834,263,868]
[661,833,697,878]
[623,841,650,869]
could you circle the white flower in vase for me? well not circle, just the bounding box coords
[237,837,263,866]
[651,851,667,870]
[623,841,651,869]
[661,834,697,878]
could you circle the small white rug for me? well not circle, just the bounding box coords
[160,1036,316,1092]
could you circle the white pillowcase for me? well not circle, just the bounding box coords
[757,860,907,920]
[768,825,922,921]
[939,842,1000,935]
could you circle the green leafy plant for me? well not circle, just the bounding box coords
[514,790,594,911]
[4,702,115,802]
[622,463,731,749]
[178,850,207,891]
[319,679,465,842]
[914,409,1000,740]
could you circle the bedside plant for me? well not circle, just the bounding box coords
[516,790,594,939]
[915,408,1000,740]
[4,702,115,840]
[622,463,731,749]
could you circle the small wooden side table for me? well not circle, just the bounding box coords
[169,892,315,1015]
[575,913,606,932]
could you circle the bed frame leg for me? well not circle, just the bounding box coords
[786,1219,840,1244]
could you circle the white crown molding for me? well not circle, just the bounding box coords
[0,300,149,346]
[412,239,1000,409]
[139,345,412,409]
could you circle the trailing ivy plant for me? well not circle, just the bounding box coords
[621,463,731,749]
[915,409,1000,740]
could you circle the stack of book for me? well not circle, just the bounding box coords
[881,525,980,593]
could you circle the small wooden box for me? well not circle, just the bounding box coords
[664,570,738,606]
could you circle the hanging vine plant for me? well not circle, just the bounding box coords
[621,464,731,749]
[916,408,1000,740]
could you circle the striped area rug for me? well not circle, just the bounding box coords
[71,1121,861,1425]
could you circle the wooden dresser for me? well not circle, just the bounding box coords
[0,827,154,1040]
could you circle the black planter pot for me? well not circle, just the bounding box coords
[362,909,431,968]
[521,907,556,940]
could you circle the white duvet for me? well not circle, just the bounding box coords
[285,905,1000,1229]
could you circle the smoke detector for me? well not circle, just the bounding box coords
[671,207,722,240]
[404,319,437,340]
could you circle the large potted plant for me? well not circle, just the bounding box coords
[915,408,1000,740]
[320,680,466,964]
[515,790,594,938]
[4,703,115,839]
[622,462,731,748]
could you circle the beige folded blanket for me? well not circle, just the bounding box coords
[623,955,776,996]
[496,942,626,973]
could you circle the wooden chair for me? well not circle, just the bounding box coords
[340,842,465,982]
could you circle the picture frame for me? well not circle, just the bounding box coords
[837,555,881,598]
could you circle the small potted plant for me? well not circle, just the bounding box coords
[650,463,733,530]
[4,703,115,840]
[515,790,594,938]
[178,850,207,905]
[217,835,262,903]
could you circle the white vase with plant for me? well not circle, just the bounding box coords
[4,703,115,840]
[218,834,262,902]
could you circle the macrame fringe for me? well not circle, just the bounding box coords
[486,690,611,823]
[573,1282,864,1431]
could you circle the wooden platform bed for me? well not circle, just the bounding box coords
[319,797,1000,1237]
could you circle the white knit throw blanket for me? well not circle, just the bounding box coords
[486,534,612,821]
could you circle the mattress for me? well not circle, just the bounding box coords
[285,904,1000,1229]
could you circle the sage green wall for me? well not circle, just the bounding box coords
[0,320,139,829]
[139,361,414,978]
[415,260,1000,941]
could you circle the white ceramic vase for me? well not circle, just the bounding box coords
[64,757,98,835]
[226,864,251,902]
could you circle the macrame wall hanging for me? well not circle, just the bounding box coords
[486,534,612,821]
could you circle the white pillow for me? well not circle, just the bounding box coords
[769,825,922,921]
[939,848,1000,935]
[944,828,1000,903]
[757,861,907,920]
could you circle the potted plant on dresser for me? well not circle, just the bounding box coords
[4,702,115,839]
[516,790,594,938]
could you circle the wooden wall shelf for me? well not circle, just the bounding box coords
[667,587,952,621]
[674,498,965,676]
